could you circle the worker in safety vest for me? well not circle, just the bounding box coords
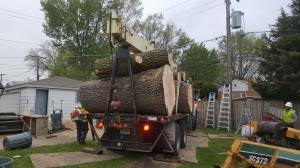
[74,107,90,144]
[282,102,297,128]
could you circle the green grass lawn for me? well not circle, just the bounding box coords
[200,128,237,136]
[0,141,140,168]
[0,129,234,168]
[180,139,233,168]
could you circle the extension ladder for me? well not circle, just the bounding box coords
[217,84,231,131]
[205,92,216,128]
[235,107,253,135]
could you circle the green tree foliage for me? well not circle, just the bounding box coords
[192,81,218,99]
[181,43,221,82]
[41,0,111,79]
[254,0,300,101]
[39,0,143,80]
[218,31,266,80]
[50,50,94,80]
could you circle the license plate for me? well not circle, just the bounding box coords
[248,155,270,165]
[120,128,131,135]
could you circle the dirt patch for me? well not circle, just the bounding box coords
[30,149,121,168]
[121,157,181,168]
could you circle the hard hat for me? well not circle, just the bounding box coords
[285,102,293,108]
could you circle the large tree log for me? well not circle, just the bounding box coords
[168,53,177,72]
[173,80,181,114]
[95,49,171,78]
[180,71,186,81]
[80,65,175,116]
[173,72,181,81]
[177,82,193,113]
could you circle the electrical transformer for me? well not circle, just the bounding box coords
[232,11,244,29]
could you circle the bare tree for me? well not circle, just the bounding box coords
[218,31,267,80]
[24,41,58,75]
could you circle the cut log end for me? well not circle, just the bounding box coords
[163,65,176,115]
[178,82,193,113]
[134,55,143,64]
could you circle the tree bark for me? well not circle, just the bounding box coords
[173,80,181,114]
[178,82,193,113]
[173,72,181,81]
[180,71,186,81]
[80,65,175,116]
[168,53,177,72]
[95,49,170,78]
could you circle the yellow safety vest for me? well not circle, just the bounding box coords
[282,109,296,124]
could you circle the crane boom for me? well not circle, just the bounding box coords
[105,11,154,53]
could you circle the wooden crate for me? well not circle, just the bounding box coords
[22,115,49,136]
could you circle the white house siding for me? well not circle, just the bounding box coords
[0,91,20,113]
[232,80,248,92]
[19,88,36,115]
[48,89,80,120]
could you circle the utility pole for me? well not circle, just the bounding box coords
[225,0,232,84]
[0,74,6,97]
[36,56,40,81]
[0,73,6,83]
[225,0,240,129]
[225,0,234,129]
[28,55,41,81]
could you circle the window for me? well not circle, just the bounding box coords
[76,91,80,103]
[241,93,246,98]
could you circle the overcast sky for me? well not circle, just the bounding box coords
[0,0,290,84]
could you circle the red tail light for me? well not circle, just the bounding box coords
[143,124,150,131]
[97,121,104,129]
[123,123,128,128]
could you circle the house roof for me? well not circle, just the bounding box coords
[27,76,82,88]
[5,76,82,91]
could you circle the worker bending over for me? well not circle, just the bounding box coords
[282,102,297,128]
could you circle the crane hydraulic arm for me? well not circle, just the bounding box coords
[105,11,154,53]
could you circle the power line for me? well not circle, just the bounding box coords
[170,2,223,23]
[0,64,27,67]
[0,54,112,59]
[0,11,43,23]
[8,71,31,78]
[0,38,39,45]
[0,67,27,69]
[198,35,225,43]
[197,30,300,43]
[0,8,43,20]
[161,0,194,13]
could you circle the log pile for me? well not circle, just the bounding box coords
[80,49,192,116]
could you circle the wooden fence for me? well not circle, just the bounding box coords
[196,100,300,129]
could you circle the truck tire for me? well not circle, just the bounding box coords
[179,120,187,148]
[172,123,181,156]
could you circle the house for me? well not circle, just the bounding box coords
[0,76,82,120]
[218,79,262,99]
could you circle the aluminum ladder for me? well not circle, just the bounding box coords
[205,92,216,128]
[217,84,231,131]
[234,107,253,135]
